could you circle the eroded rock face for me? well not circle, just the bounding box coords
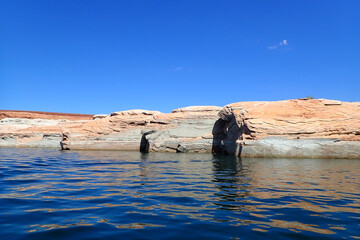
[0,110,93,120]
[93,114,109,120]
[172,106,223,113]
[240,137,360,159]
[212,106,245,156]
[61,106,221,153]
[226,99,360,142]
[1,99,359,158]
[0,113,91,148]
[110,109,162,117]
[209,99,360,157]
[58,99,360,158]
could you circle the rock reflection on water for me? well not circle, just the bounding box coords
[212,155,252,211]
[0,148,359,239]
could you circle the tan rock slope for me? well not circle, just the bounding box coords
[0,110,93,120]
[0,99,359,158]
[0,110,92,148]
[216,99,360,158]
[61,107,221,153]
[227,99,360,141]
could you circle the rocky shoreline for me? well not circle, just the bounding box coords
[1,99,359,158]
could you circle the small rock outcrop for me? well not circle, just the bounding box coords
[93,114,109,120]
[172,106,223,113]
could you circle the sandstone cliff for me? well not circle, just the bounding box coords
[1,99,359,158]
[216,99,360,158]
[0,111,92,148]
[0,110,93,120]
[61,106,222,153]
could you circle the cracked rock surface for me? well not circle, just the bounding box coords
[1,99,359,158]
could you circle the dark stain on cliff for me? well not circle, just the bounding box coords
[212,107,243,157]
[60,133,70,150]
[140,130,156,153]
[212,119,227,154]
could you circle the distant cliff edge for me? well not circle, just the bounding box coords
[1,99,360,159]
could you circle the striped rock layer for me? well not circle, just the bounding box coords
[1,99,359,158]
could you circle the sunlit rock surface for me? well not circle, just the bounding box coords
[0,111,92,148]
[1,99,359,158]
[61,106,221,153]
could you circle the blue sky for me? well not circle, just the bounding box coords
[1,0,359,114]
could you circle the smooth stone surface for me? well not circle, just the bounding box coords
[1,99,359,158]
[241,137,360,158]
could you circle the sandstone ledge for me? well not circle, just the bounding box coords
[0,110,93,120]
[1,99,359,159]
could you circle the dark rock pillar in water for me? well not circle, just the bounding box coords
[212,106,243,157]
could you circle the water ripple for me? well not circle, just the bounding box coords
[0,148,359,239]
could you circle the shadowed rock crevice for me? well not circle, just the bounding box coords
[212,119,227,154]
[60,132,70,150]
[212,107,243,157]
[140,134,149,153]
[140,130,156,153]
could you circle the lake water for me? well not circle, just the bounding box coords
[0,148,359,239]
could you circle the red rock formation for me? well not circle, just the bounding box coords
[0,111,92,148]
[227,99,360,141]
[0,110,93,120]
[1,99,359,158]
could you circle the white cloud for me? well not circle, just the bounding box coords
[279,39,288,46]
[268,39,288,50]
[268,45,278,50]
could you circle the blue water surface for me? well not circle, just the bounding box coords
[0,148,359,239]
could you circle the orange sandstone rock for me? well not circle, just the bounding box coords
[0,110,93,121]
[226,99,360,141]
[0,100,359,158]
